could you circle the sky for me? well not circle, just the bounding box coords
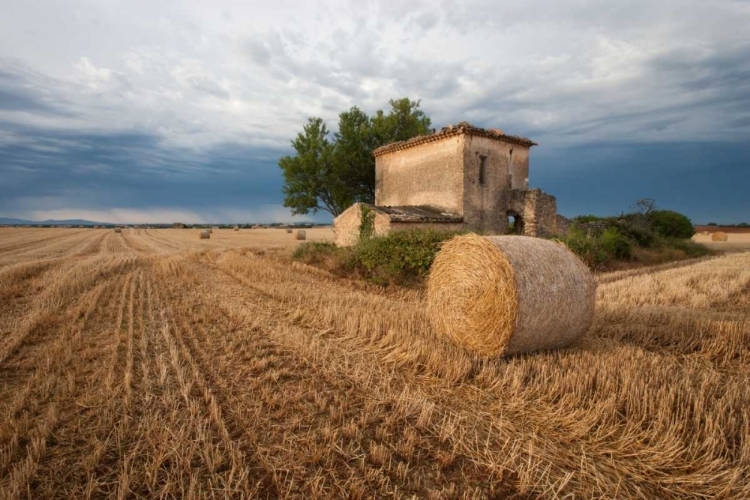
[1,0,748,224]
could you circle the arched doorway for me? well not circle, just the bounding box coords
[507,211,524,235]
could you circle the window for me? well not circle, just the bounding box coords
[479,155,487,186]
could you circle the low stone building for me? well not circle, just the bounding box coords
[334,122,560,246]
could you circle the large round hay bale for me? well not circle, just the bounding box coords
[711,231,728,241]
[114,228,122,233]
[199,231,211,239]
[427,234,596,357]
[295,230,307,240]
[233,225,239,231]
[206,228,213,234]
[286,228,293,234]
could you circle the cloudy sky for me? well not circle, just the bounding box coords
[1,0,748,224]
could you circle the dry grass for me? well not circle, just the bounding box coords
[693,232,750,252]
[0,227,748,498]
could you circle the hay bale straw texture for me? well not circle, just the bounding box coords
[711,231,729,242]
[295,230,307,240]
[427,234,596,357]
[233,226,239,231]
[286,228,293,233]
[199,231,211,239]
[114,228,122,233]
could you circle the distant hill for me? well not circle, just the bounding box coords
[0,217,113,226]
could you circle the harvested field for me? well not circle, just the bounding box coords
[0,227,748,499]
[692,232,750,252]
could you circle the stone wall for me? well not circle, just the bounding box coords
[461,135,531,234]
[556,214,571,234]
[375,135,465,215]
[522,189,558,237]
[333,203,392,247]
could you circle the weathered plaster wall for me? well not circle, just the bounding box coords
[462,135,531,233]
[333,203,392,247]
[509,147,529,190]
[375,136,465,214]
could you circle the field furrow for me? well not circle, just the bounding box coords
[0,227,747,499]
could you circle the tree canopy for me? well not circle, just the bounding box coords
[279,98,432,217]
[648,210,695,239]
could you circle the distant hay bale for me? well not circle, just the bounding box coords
[427,234,596,357]
[711,231,728,242]
[286,228,293,233]
[295,230,307,240]
[199,231,211,239]
[114,228,122,233]
[206,228,212,233]
[233,226,239,231]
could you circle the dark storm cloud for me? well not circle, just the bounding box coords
[532,141,750,224]
[0,66,76,116]
[0,126,287,216]
[0,0,748,222]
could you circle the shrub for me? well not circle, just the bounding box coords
[359,205,375,240]
[648,210,695,239]
[600,228,633,259]
[659,237,711,257]
[292,242,340,263]
[573,214,605,224]
[354,229,459,285]
[292,229,461,286]
[612,218,656,247]
[554,227,609,268]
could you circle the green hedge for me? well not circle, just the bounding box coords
[293,229,460,286]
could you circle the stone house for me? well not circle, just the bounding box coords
[333,122,559,246]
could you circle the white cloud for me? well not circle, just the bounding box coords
[0,0,747,151]
[0,0,749,224]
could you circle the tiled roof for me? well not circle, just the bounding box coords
[372,121,537,157]
[368,204,463,223]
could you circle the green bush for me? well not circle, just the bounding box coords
[292,241,340,262]
[648,210,695,239]
[612,218,656,247]
[599,228,633,259]
[658,237,711,257]
[292,229,461,286]
[354,229,459,285]
[554,227,609,267]
[573,214,605,224]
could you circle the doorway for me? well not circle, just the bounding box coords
[507,212,524,235]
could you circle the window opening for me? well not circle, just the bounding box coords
[479,155,488,186]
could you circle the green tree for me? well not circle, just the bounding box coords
[279,118,350,216]
[279,98,432,216]
[648,210,695,239]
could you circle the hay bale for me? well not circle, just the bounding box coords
[233,226,239,231]
[295,230,307,240]
[199,231,211,239]
[114,228,122,233]
[206,228,213,234]
[286,228,293,233]
[711,231,728,242]
[427,234,595,357]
